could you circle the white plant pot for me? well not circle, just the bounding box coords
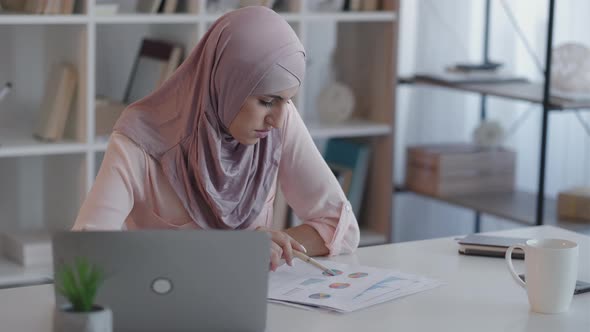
[53,305,112,332]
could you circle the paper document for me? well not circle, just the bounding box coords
[268,261,442,313]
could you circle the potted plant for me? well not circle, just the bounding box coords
[53,257,112,332]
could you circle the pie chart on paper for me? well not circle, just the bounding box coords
[309,293,331,299]
[348,272,369,278]
[322,269,343,276]
[329,282,350,289]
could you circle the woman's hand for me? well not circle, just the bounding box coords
[256,226,307,271]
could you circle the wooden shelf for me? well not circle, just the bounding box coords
[400,76,590,111]
[307,120,391,139]
[398,187,590,235]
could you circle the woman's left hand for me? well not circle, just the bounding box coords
[256,226,307,272]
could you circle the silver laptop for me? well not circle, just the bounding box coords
[52,230,269,332]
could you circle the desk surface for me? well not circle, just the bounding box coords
[1,226,589,332]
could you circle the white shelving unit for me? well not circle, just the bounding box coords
[0,0,399,248]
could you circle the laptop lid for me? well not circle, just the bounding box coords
[52,230,269,332]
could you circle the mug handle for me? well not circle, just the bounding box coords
[505,245,526,288]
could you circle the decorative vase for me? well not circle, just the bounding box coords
[551,43,590,98]
[473,120,505,148]
[317,81,355,124]
[53,305,112,332]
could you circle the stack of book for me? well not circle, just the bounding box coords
[0,0,77,14]
[405,143,516,196]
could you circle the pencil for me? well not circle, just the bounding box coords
[292,250,336,276]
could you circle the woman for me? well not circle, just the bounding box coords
[73,6,359,271]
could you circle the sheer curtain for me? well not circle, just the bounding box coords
[393,0,590,242]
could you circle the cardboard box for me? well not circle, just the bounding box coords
[558,187,590,222]
[405,143,516,196]
[1,231,52,267]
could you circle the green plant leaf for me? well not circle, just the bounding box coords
[59,265,82,309]
[55,257,104,312]
[76,258,92,311]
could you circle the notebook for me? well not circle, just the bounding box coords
[457,234,529,259]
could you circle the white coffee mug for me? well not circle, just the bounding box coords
[505,238,578,314]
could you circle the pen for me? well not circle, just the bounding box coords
[292,250,336,276]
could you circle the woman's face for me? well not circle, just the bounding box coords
[229,86,299,145]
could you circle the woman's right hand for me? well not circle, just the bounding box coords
[256,226,307,272]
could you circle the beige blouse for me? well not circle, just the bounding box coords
[72,107,360,256]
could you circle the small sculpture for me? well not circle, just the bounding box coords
[317,82,355,124]
[473,120,505,148]
[551,43,590,98]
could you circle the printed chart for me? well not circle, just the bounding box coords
[268,261,442,312]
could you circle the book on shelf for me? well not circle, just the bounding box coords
[162,0,178,13]
[348,0,362,11]
[381,0,396,11]
[179,0,200,14]
[95,97,127,138]
[361,0,379,11]
[23,0,43,14]
[12,0,76,14]
[558,187,590,222]
[136,0,164,13]
[206,0,279,13]
[1,231,53,267]
[43,0,59,14]
[0,0,26,12]
[324,139,371,215]
[124,38,185,104]
[329,163,354,195]
[272,182,290,231]
[156,45,184,87]
[94,3,119,15]
[270,0,300,12]
[405,143,516,196]
[457,234,527,259]
[239,0,276,8]
[34,62,78,142]
[344,0,395,11]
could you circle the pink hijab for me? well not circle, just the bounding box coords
[113,6,306,229]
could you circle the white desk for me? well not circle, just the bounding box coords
[1,226,589,332]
